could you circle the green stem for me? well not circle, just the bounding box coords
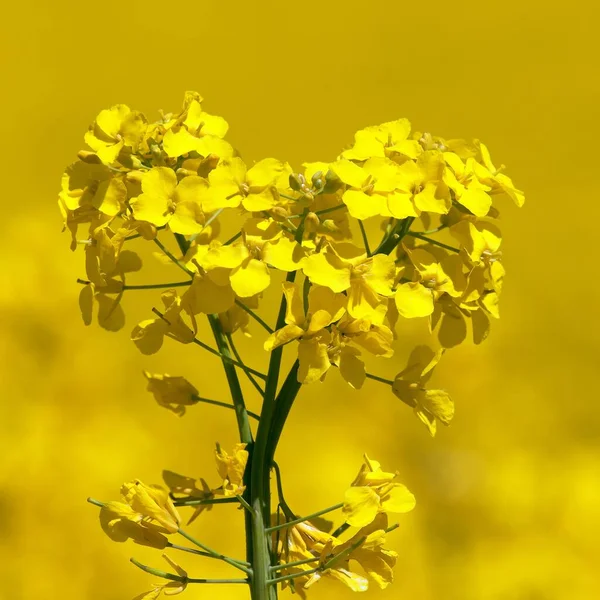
[374,217,414,255]
[332,522,351,537]
[123,281,192,290]
[167,542,251,567]
[265,503,344,533]
[235,300,274,334]
[287,205,346,219]
[365,372,394,386]
[272,461,295,520]
[154,237,193,275]
[207,315,254,445]
[224,231,242,245]
[267,567,320,585]
[265,361,301,466]
[131,557,248,584]
[358,220,372,256]
[249,214,308,600]
[270,557,318,573]
[177,529,252,575]
[226,333,265,398]
[87,497,105,508]
[173,497,239,507]
[406,231,459,253]
[191,395,260,421]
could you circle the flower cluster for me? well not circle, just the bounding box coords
[60,91,523,436]
[68,93,524,600]
[274,456,414,595]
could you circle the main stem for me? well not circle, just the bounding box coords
[249,276,292,600]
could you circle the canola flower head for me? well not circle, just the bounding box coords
[69,92,523,598]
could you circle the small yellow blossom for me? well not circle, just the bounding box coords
[392,345,454,435]
[443,151,493,216]
[99,501,168,549]
[130,167,207,235]
[343,455,415,527]
[132,555,188,599]
[302,242,395,322]
[84,104,147,165]
[144,372,199,416]
[59,161,127,216]
[394,246,466,318]
[200,157,291,212]
[132,290,195,355]
[318,513,398,590]
[121,480,181,533]
[341,119,422,162]
[214,443,249,497]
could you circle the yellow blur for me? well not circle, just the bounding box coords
[1,1,599,599]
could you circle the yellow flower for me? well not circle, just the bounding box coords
[162,470,214,525]
[319,513,398,590]
[214,443,249,497]
[99,501,168,549]
[392,345,454,435]
[443,151,493,216]
[132,290,195,355]
[302,242,395,322]
[218,303,252,336]
[341,119,422,162]
[391,150,451,217]
[277,521,366,597]
[121,480,181,533]
[130,167,207,235]
[84,104,147,165]
[199,218,306,298]
[394,245,466,318]
[180,266,236,316]
[264,282,348,384]
[59,160,127,217]
[472,141,525,207]
[144,372,199,416]
[328,158,390,220]
[343,455,415,527]
[162,94,233,159]
[132,555,188,599]
[199,157,291,212]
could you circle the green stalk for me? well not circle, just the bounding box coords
[374,217,414,255]
[265,361,301,466]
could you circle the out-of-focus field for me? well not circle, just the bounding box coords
[1,1,599,598]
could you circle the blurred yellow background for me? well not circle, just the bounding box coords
[1,1,599,598]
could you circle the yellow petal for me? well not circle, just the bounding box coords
[182,275,235,315]
[302,251,351,293]
[246,158,286,187]
[307,285,346,323]
[282,281,306,326]
[381,484,416,514]
[339,347,366,390]
[342,189,385,220]
[343,487,380,527]
[297,338,331,384]
[330,159,368,188]
[263,237,307,271]
[413,182,450,214]
[230,258,270,297]
[96,140,124,165]
[387,191,419,219]
[93,177,127,216]
[394,283,434,318]
[264,324,305,351]
[163,128,201,157]
[458,187,492,216]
